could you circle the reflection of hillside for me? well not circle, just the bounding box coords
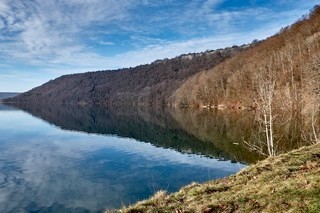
[169,109,262,163]
[9,103,303,163]
[170,109,307,162]
[6,103,251,163]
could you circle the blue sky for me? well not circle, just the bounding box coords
[0,0,318,92]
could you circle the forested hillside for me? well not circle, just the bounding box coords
[5,46,246,106]
[169,5,320,151]
[170,5,320,111]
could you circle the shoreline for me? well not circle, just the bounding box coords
[112,143,320,212]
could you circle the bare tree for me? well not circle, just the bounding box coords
[302,55,320,144]
[243,55,280,157]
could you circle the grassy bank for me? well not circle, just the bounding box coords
[112,144,320,212]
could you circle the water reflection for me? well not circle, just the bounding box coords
[8,103,260,163]
[0,104,246,212]
[171,109,306,159]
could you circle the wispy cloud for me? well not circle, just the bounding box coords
[99,41,115,46]
[0,0,135,64]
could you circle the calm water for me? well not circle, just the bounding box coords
[0,104,249,212]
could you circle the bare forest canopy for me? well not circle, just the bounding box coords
[171,5,320,110]
[5,45,248,106]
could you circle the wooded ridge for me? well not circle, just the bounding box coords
[170,5,320,111]
[5,46,247,106]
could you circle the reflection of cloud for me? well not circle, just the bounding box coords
[0,109,245,212]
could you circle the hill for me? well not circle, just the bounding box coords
[5,47,247,106]
[116,143,320,212]
[170,5,320,112]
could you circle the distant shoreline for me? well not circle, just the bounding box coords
[0,92,20,101]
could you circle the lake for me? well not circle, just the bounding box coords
[0,103,296,212]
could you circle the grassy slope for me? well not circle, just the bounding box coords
[115,144,320,212]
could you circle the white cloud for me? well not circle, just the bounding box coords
[88,19,295,69]
[0,0,314,68]
[0,0,136,65]
[99,41,115,46]
[0,19,5,30]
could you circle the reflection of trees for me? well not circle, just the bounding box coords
[7,103,247,163]
[7,103,308,163]
[169,109,262,163]
[170,108,307,161]
[245,112,306,157]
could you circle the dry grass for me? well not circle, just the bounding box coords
[110,143,320,213]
